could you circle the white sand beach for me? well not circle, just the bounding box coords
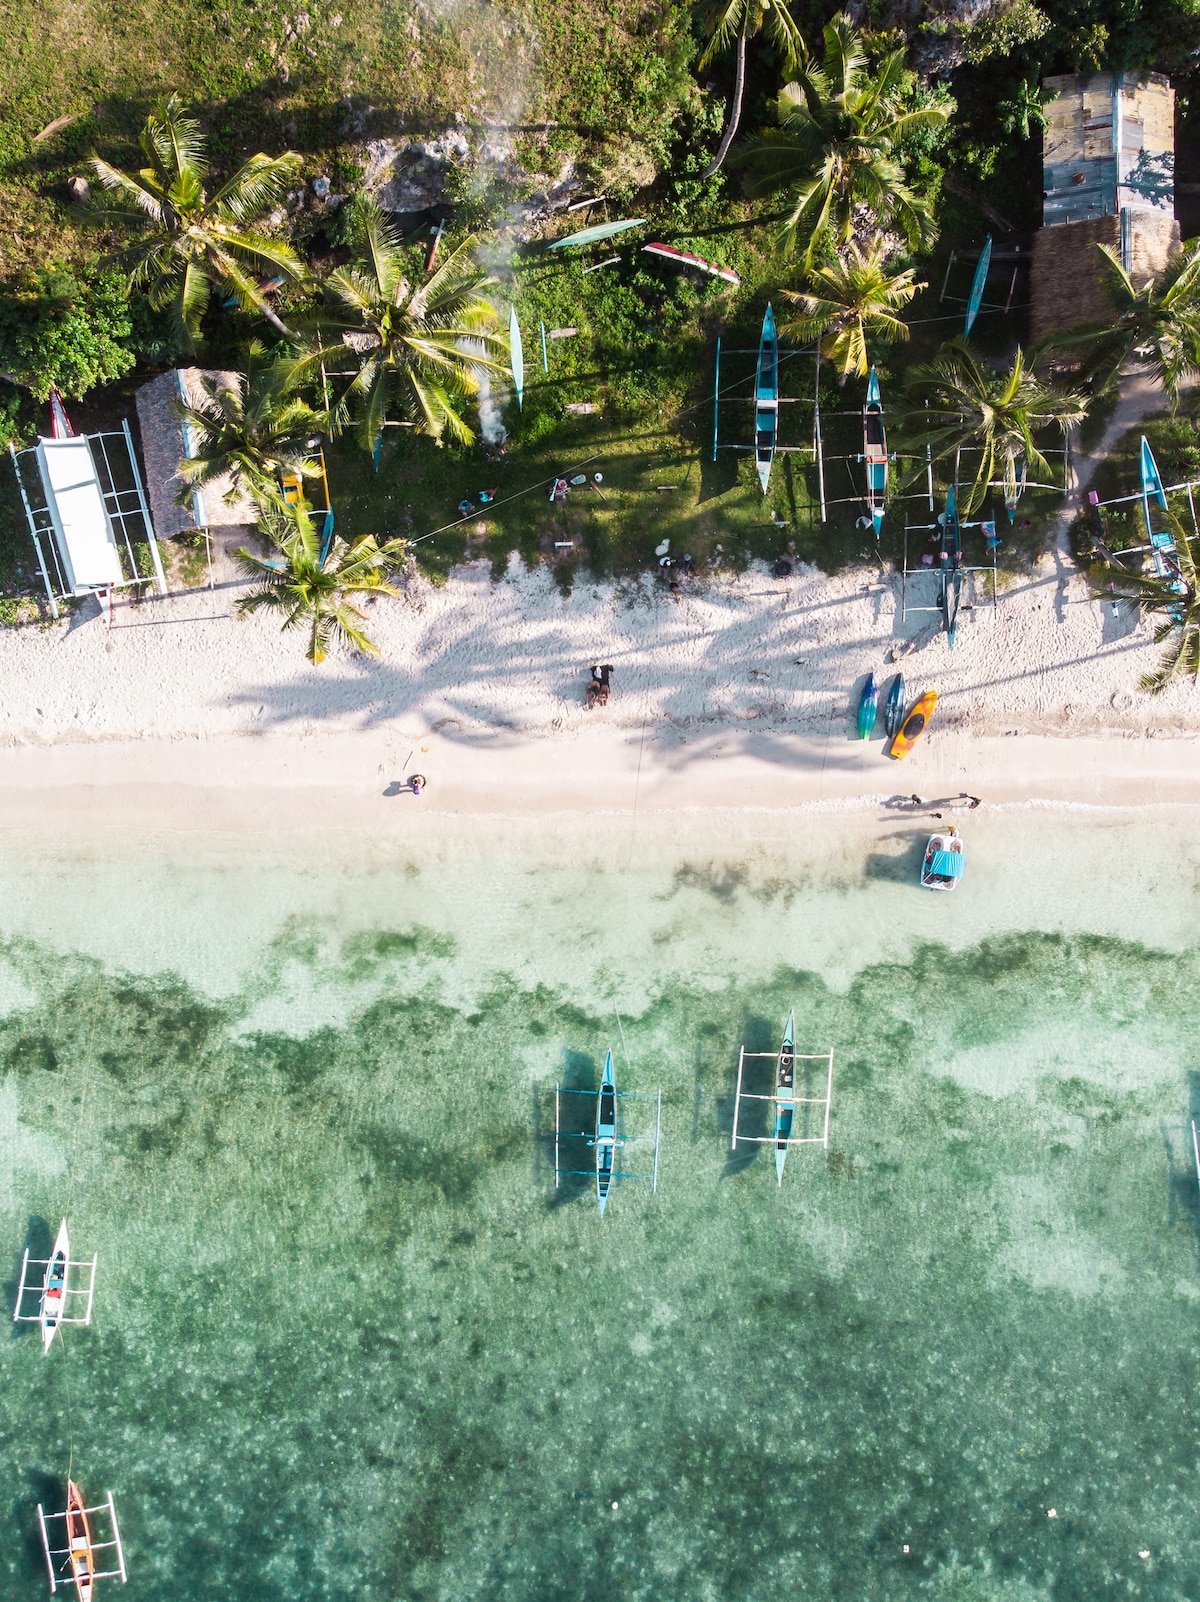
[0,532,1198,829]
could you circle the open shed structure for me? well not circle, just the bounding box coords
[9,423,167,618]
[1032,72,1179,341]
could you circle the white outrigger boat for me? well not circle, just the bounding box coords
[921,827,965,891]
[14,1220,97,1352]
[731,1015,834,1182]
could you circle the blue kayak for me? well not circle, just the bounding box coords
[857,673,878,739]
[884,673,906,739]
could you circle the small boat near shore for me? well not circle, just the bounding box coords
[37,1482,126,1598]
[921,827,965,891]
[642,243,739,285]
[41,1220,68,1352]
[595,1050,617,1216]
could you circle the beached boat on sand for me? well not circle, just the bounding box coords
[754,305,779,495]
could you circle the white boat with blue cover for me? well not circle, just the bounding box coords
[921,828,965,891]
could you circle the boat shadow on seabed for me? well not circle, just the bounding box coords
[5,1216,54,1339]
[718,1014,774,1177]
[545,1050,599,1207]
[1161,1069,1200,1266]
[16,1471,64,1581]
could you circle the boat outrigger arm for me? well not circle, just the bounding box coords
[37,1491,126,1594]
[553,1080,663,1207]
[731,1046,834,1158]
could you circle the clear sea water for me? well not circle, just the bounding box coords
[1,805,1199,1601]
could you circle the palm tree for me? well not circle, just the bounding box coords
[176,342,325,509]
[77,94,304,349]
[778,235,923,378]
[234,497,407,665]
[901,338,1088,515]
[1062,241,1200,405]
[736,13,949,266]
[697,0,802,179]
[1103,508,1200,693]
[301,198,507,451]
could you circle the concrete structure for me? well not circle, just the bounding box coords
[1031,73,1180,342]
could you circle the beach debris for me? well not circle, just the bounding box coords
[564,403,598,415]
[582,255,621,275]
[655,538,670,557]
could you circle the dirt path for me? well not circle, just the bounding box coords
[1053,367,1168,556]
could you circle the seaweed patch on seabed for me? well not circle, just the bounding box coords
[0,928,1198,1601]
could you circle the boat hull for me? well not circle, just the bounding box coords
[65,1481,94,1602]
[884,674,906,740]
[41,1218,68,1353]
[921,830,964,891]
[774,1010,795,1186]
[863,368,887,534]
[889,690,938,759]
[755,304,779,496]
[596,1051,616,1216]
[857,673,878,739]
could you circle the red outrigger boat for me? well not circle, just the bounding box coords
[37,1480,125,1597]
[65,1483,95,1602]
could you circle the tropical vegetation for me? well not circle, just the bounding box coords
[737,13,950,263]
[76,93,305,349]
[778,237,923,379]
[696,0,801,178]
[1101,507,1200,692]
[901,339,1087,515]
[234,497,408,664]
[1062,241,1200,405]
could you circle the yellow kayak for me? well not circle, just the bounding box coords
[889,690,938,759]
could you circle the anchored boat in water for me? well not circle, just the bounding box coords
[553,1056,662,1215]
[773,1011,796,1186]
[921,827,965,891]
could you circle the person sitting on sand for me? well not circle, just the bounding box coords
[585,665,613,709]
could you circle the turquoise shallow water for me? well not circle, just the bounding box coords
[1,808,1199,1601]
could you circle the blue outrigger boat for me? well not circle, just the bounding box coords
[884,673,906,740]
[595,1051,617,1216]
[941,486,964,647]
[857,673,878,739]
[552,1054,662,1215]
[1140,436,1185,598]
[755,304,779,494]
[863,367,888,536]
[773,1011,796,1186]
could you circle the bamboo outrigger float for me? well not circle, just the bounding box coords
[37,1483,126,1599]
[14,1220,97,1352]
[554,1050,662,1215]
[731,1015,834,1183]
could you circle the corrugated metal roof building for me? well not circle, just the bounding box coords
[1032,73,1180,341]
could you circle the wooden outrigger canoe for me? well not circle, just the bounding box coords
[595,1050,617,1217]
[774,1011,796,1186]
[41,1220,69,1353]
[548,217,646,249]
[65,1483,95,1602]
[642,243,739,286]
[754,304,779,495]
[863,367,888,536]
[941,486,963,647]
[889,690,938,759]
